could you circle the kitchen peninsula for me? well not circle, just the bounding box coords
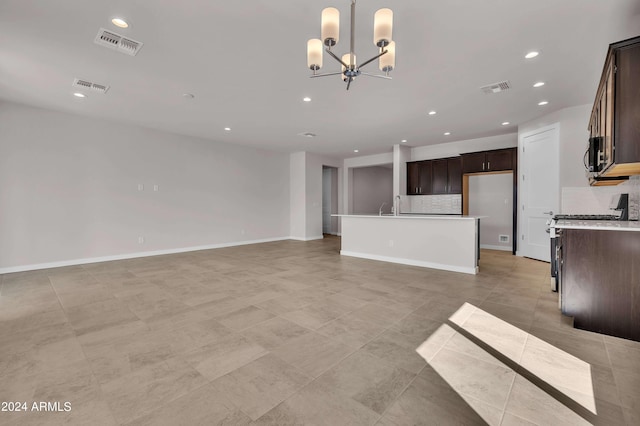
[334,214,482,274]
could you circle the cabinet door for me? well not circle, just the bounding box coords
[419,161,433,195]
[461,152,486,173]
[603,59,614,169]
[486,149,513,172]
[447,157,462,194]
[431,159,448,194]
[407,162,420,195]
[615,45,640,165]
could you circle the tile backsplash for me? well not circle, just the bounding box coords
[401,194,462,214]
[562,176,640,219]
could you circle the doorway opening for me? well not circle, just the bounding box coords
[322,166,339,236]
[467,172,514,252]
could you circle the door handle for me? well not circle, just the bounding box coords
[487,161,490,170]
[543,211,554,215]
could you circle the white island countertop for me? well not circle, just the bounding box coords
[553,220,640,232]
[333,214,484,220]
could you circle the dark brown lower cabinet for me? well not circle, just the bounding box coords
[561,228,640,341]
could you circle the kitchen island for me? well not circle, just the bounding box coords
[334,214,482,274]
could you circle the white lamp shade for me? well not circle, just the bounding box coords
[307,39,323,70]
[321,7,340,46]
[373,8,393,47]
[379,41,395,72]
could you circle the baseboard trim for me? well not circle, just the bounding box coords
[289,235,324,241]
[0,236,291,274]
[480,244,512,252]
[340,250,477,275]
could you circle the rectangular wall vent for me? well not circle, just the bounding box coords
[480,80,511,94]
[94,28,143,56]
[499,234,510,243]
[72,78,110,94]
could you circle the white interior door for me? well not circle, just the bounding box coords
[519,125,559,262]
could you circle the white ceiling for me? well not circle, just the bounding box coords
[1,1,639,158]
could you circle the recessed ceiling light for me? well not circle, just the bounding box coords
[502,121,510,126]
[183,93,195,99]
[111,18,129,28]
[533,81,545,88]
[444,132,451,136]
[428,111,437,115]
[224,127,231,131]
[73,92,86,98]
[303,97,311,102]
[525,51,539,59]
[538,101,548,106]
[401,139,407,143]
[353,149,359,153]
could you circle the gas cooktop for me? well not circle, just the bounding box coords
[553,214,620,220]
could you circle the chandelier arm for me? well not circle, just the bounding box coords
[326,48,349,68]
[346,77,352,90]
[357,49,388,70]
[310,72,344,78]
[360,72,393,80]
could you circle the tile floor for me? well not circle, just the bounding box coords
[0,236,638,425]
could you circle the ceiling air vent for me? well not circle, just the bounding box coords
[94,28,143,56]
[298,132,317,138]
[480,80,511,94]
[72,78,110,94]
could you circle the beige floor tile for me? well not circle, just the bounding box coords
[124,383,251,426]
[65,298,139,335]
[362,330,427,374]
[180,333,268,381]
[377,370,488,426]
[315,351,415,415]
[280,300,351,330]
[415,324,457,363]
[504,375,592,426]
[254,288,331,315]
[271,332,356,378]
[316,313,387,348]
[454,308,529,363]
[216,305,275,331]
[2,242,637,426]
[211,353,311,420]
[100,360,207,424]
[520,335,596,413]
[253,381,380,426]
[391,314,443,344]
[241,317,311,350]
[429,346,515,412]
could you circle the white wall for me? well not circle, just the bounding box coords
[411,133,517,161]
[469,174,513,250]
[351,166,393,215]
[0,101,290,272]
[289,152,306,239]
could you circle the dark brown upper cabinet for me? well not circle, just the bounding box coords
[407,157,460,195]
[407,160,433,195]
[461,148,514,174]
[589,36,640,184]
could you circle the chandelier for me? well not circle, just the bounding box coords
[306,0,395,90]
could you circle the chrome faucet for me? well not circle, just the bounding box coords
[395,195,401,216]
[378,202,387,216]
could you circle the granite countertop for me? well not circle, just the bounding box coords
[553,220,640,232]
